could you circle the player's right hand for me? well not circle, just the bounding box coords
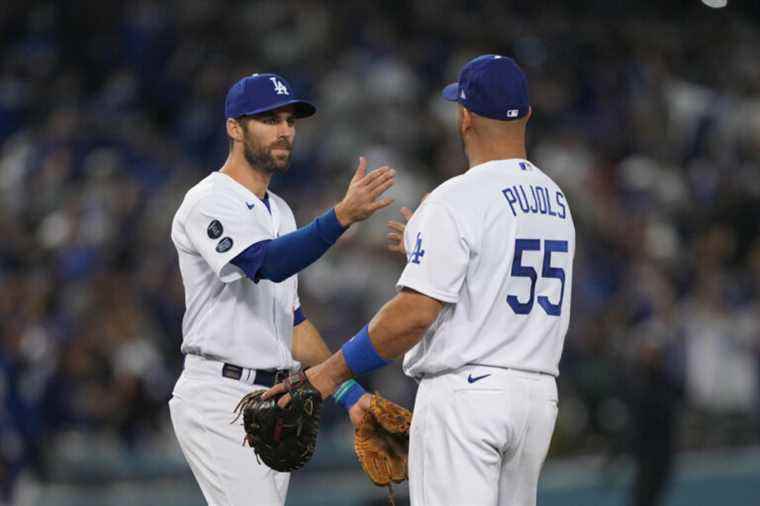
[334,157,395,226]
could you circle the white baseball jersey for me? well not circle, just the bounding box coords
[171,171,301,370]
[397,159,575,378]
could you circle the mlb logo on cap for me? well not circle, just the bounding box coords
[442,54,530,121]
[225,73,316,119]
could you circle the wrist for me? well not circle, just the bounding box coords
[334,202,353,228]
[325,367,346,397]
[316,208,348,244]
[333,379,366,411]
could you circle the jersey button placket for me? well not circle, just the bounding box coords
[263,201,289,368]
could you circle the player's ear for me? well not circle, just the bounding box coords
[227,118,244,143]
[459,106,472,135]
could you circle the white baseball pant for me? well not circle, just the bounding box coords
[169,355,290,506]
[408,365,558,506]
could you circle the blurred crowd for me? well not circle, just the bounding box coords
[1,0,760,503]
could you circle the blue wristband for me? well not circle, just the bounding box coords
[333,379,366,411]
[341,325,391,376]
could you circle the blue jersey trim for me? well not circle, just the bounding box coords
[293,306,306,326]
[261,193,271,214]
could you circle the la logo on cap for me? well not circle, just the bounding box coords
[270,77,289,95]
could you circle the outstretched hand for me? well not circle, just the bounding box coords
[334,157,395,227]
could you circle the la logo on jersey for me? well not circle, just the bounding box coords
[410,232,425,264]
[270,77,289,95]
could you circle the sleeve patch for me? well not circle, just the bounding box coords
[207,219,223,239]
[216,237,234,253]
[409,232,426,264]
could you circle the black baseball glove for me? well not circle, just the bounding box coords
[232,371,322,472]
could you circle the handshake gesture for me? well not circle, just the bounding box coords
[235,371,411,504]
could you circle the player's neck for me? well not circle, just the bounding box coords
[220,155,271,199]
[466,139,527,169]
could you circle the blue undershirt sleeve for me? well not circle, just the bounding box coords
[230,240,269,280]
[230,208,347,283]
[293,306,306,326]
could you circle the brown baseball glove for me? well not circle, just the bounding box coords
[354,393,412,504]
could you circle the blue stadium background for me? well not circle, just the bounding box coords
[1,1,759,504]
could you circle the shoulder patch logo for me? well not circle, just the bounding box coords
[409,232,425,264]
[216,237,234,253]
[246,202,255,210]
[207,220,223,239]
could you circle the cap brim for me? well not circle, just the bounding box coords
[237,99,317,119]
[289,100,317,118]
[441,82,460,102]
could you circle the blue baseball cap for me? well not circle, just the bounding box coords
[442,55,530,121]
[225,73,316,119]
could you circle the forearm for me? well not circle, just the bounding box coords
[366,292,437,359]
[260,208,346,282]
[231,208,347,283]
[316,352,355,394]
[319,289,443,394]
[291,319,332,368]
[293,318,368,411]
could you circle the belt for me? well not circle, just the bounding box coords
[466,363,555,377]
[221,363,290,387]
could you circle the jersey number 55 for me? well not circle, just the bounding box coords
[507,239,568,317]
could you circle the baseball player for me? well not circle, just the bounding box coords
[168,73,395,506]
[266,55,576,505]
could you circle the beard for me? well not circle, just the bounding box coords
[242,135,292,174]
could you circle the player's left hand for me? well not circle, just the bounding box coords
[348,393,372,427]
[334,157,396,227]
[353,393,412,490]
[233,371,323,472]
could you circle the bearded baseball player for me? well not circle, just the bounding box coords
[266,55,576,505]
[168,73,395,505]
